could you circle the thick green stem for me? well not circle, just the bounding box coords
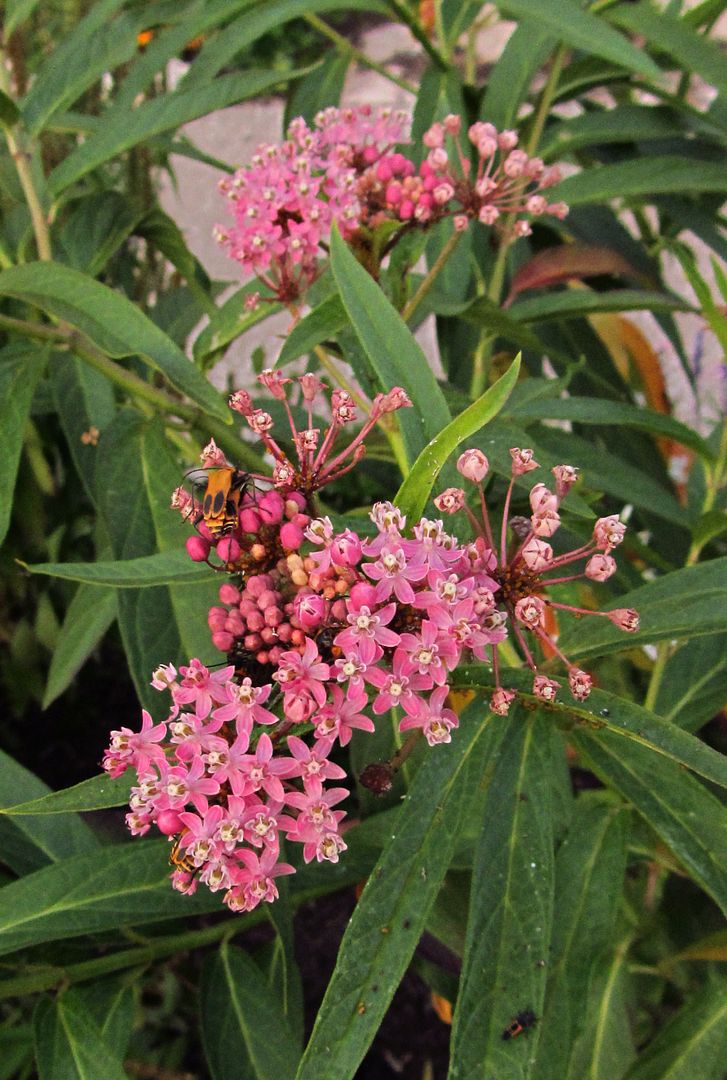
[385,0,449,71]
[304,14,416,94]
[402,229,462,324]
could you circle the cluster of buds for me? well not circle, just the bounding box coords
[382,116,568,236]
[215,105,410,302]
[435,448,639,713]
[106,380,639,912]
[215,106,568,302]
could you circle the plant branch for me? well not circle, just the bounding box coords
[304,14,416,94]
[401,229,462,323]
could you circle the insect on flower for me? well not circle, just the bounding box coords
[169,833,195,875]
[190,466,253,539]
[502,1009,538,1041]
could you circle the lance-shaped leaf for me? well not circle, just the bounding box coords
[201,943,301,1080]
[559,556,727,660]
[623,976,727,1080]
[23,550,212,588]
[449,712,556,1079]
[330,225,452,468]
[534,798,628,1080]
[42,585,117,709]
[507,287,690,324]
[49,354,116,501]
[454,667,727,792]
[297,699,496,1080]
[653,634,727,733]
[548,157,727,207]
[34,993,128,1080]
[1,773,132,816]
[0,751,99,876]
[566,934,636,1080]
[395,354,521,521]
[571,730,727,916]
[0,346,47,548]
[276,294,346,366]
[506,245,650,303]
[0,262,230,422]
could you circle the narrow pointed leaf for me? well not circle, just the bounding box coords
[1,773,132,816]
[395,354,521,520]
[297,700,496,1080]
[548,157,727,207]
[277,294,346,365]
[23,550,212,588]
[449,712,556,1079]
[566,936,636,1080]
[201,943,300,1080]
[42,585,116,708]
[0,263,230,422]
[507,287,690,324]
[653,634,727,733]
[0,346,47,547]
[34,993,128,1080]
[330,225,451,466]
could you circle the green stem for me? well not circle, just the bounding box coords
[385,0,449,71]
[525,44,566,158]
[401,229,462,323]
[304,14,417,94]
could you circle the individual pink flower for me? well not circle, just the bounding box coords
[399,686,459,746]
[314,685,374,746]
[211,678,278,733]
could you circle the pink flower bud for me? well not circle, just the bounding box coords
[585,554,617,582]
[520,536,553,571]
[453,214,469,232]
[491,688,516,716]
[284,691,316,723]
[515,595,545,629]
[498,130,519,151]
[239,508,261,532]
[514,220,532,238]
[607,608,640,632]
[532,509,561,537]
[533,674,559,702]
[216,537,241,563]
[349,582,377,608]
[444,114,461,135]
[510,448,539,475]
[478,205,499,225]
[433,182,455,206]
[219,584,241,605]
[285,491,307,514]
[157,811,184,836]
[229,390,253,415]
[457,449,489,482]
[568,668,593,701]
[212,630,235,652]
[434,487,465,514]
[186,536,210,562]
[280,522,304,549]
[423,122,445,148]
[200,439,227,468]
[529,483,557,514]
[258,490,285,524]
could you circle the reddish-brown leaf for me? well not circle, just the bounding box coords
[505,244,651,306]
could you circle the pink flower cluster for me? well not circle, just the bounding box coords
[435,447,639,713]
[215,105,569,302]
[382,115,568,236]
[103,662,349,912]
[215,105,410,301]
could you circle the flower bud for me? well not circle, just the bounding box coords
[216,537,241,563]
[219,584,241,605]
[294,592,327,630]
[239,508,261,533]
[568,669,593,701]
[585,554,616,582]
[457,449,489,483]
[157,811,184,836]
[280,522,304,549]
[186,536,211,562]
[434,487,465,514]
[520,536,553,571]
[533,674,559,702]
[515,595,545,629]
[510,447,539,475]
[607,608,640,632]
[490,688,516,716]
[593,515,626,550]
[212,630,235,652]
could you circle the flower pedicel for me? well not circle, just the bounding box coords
[104,375,638,914]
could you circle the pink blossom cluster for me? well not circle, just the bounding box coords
[435,447,639,713]
[215,105,410,301]
[382,116,568,236]
[103,662,349,913]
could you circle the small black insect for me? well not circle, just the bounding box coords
[502,1009,537,1041]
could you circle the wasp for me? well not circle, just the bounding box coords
[169,833,195,875]
[501,1010,537,1041]
[187,467,252,539]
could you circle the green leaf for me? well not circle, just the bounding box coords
[571,730,727,916]
[21,0,139,135]
[1,773,132,816]
[201,943,301,1080]
[71,979,135,1061]
[653,634,727,733]
[567,935,635,1080]
[49,354,116,502]
[297,699,496,1080]
[0,262,230,423]
[0,750,99,875]
[193,283,281,363]
[43,585,116,709]
[395,354,521,520]
[329,225,451,467]
[507,287,690,324]
[265,880,305,1048]
[285,53,350,128]
[455,667,727,792]
[449,712,556,1079]
[34,992,129,1080]
[509,396,713,462]
[23,550,212,588]
[480,23,555,130]
[0,90,20,129]
[540,104,684,160]
[624,976,727,1080]
[549,157,727,207]
[608,2,727,100]
[0,345,47,547]
[4,0,43,36]
[535,798,628,1080]
[494,0,661,79]
[276,294,346,366]
[48,69,311,196]
[58,192,144,277]
[559,556,727,660]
